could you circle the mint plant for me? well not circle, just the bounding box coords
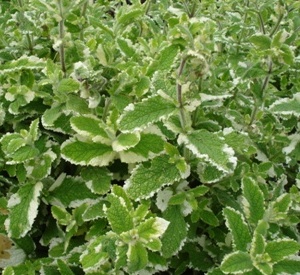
[0,0,299,274]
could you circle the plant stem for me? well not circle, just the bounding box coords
[58,0,66,76]
[177,58,187,132]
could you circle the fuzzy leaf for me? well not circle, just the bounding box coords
[223,207,251,251]
[161,206,187,258]
[178,129,237,174]
[265,239,300,262]
[106,194,134,234]
[61,139,115,166]
[57,78,80,93]
[70,115,111,144]
[0,55,45,73]
[81,167,112,195]
[250,34,272,50]
[5,182,43,238]
[269,94,300,116]
[127,241,148,273]
[242,177,265,225]
[124,154,182,200]
[118,95,176,132]
[221,251,253,274]
[48,175,98,208]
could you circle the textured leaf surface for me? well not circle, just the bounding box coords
[221,251,253,274]
[118,95,176,132]
[5,182,43,238]
[223,207,251,251]
[273,259,300,274]
[178,130,237,174]
[124,154,182,200]
[269,94,300,116]
[161,206,187,258]
[242,177,265,225]
[127,241,148,273]
[61,139,115,166]
[81,167,112,195]
[265,239,300,262]
[106,194,134,234]
[48,175,98,208]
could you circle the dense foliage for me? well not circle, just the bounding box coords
[0,0,300,274]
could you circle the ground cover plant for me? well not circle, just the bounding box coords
[0,0,300,274]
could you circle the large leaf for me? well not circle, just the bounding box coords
[161,206,187,258]
[265,239,300,262]
[124,154,182,200]
[5,182,43,238]
[178,129,237,173]
[269,93,300,116]
[223,207,251,251]
[61,138,115,166]
[118,95,176,132]
[127,241,148,273]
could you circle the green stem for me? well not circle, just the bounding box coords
[177,58,187,131]
[58,0,66,76]
[249,59,272,125]
[269,12,284,37]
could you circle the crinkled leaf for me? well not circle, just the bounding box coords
[179,129,237,174]
[112,132,140,152]
[82,200,106,221]
[223,207,251,251]
[61,139,115,166]
[265,239,300,262]
[127,241,148,273]
[70,115,111,144]
[106,194,134,234]
[124,154,182,200]
[81,167,112,195]
[249,34,271,50]
[5,182,43,238]
[118,95,176,132]
[161,205,187,258]
[220,251,253,274]
[242,177,265,225]
[57,78,80,93]
[269,94,300,116]
[48,175,98,208]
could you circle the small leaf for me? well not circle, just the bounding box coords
[127,241,148,273]
[242,177,265,225]
[81,167,112,195]
[265,239,300,262]
[57,259,74,275]
[118,95,176,132]
[61,139,115,166]
[57,78,80,93]
[199,209,220,227]
[223,207,251,251]
[106,194,134,234]
[161,205,187,258]
[5,182,43,238]
[124,154,182,200]
[221,251,253,274]
[112,132,140,152]
[250,34,271,50]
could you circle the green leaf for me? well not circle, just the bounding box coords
[250,230,266,258]
[199,209,220,227]
[82,200,106,221]
[161,205,187,258]
[280,44,294,65]
[48,174,98,208]
[127,241,148,273]
[57,259,74,275]
[249,34,272,50]
[265,239,300,262]
[5,182,43,238]
[117,38,136,58]
[220,251,253,274]
[117,8,144,25]
[81,167,112,195]
[106,194,134,234]
[137,217,169,245]
[51,205,72,225]
[70,115,111,144]
[61,138,115,166]
[269,94,300,116]
[112,132,140,152]
[223,207,251,251]
[273,259,300,274]
[118,95,176,132]
[178,129,237,174]
[124,154,182,200]
[119,133,165,163]
[57,78,80,93]
[241,177,265,225]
